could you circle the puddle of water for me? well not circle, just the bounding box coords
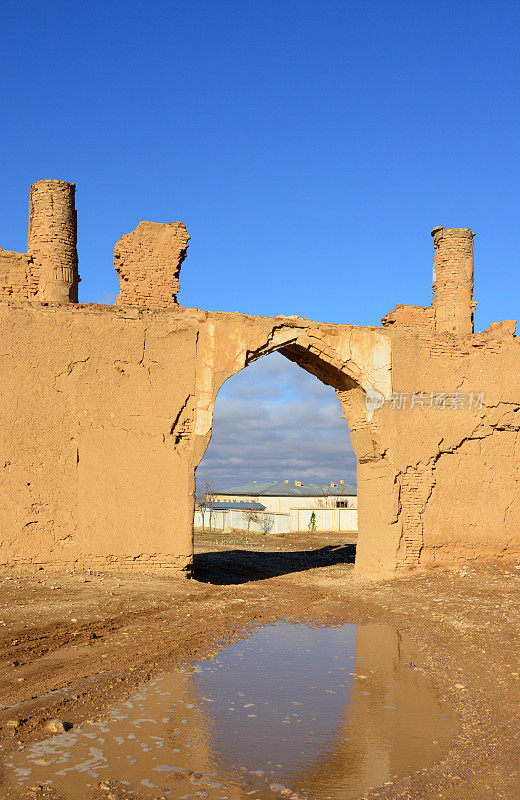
[3,622,453,799]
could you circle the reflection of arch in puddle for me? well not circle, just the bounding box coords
[192,622,359,773]
[190,622,453,800]
[5,623,452,800]
[298,624,453,799]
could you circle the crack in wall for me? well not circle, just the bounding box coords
[52,357,90,393]
[395,402,520,568]
[169,395,192,446]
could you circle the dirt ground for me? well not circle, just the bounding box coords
[0,531,518,800]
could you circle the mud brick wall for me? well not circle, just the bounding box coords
[114,221,190,309]
[1,300,520,578]
[381,304,434,328]
[0,179,78,303]
[28,179,78,303]
[431,226,475,335]
[0,303,198,576]
[390,327,520,567]
[2,177,520,578]
[0,250,38,301]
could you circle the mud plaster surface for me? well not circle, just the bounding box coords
[3,301,520,580]
[2,187,520,577]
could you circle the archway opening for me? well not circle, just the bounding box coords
[193,349,359,583]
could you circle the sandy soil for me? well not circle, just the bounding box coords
[0,531,518,800]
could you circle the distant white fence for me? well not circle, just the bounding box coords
[194,508,290,534]
[194,506,357,534]
[290,507,357,533]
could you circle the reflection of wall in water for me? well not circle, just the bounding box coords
[186,623,451,800]
[302,625,450,798]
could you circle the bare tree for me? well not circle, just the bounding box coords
[315,496,334,509]
[243,507,262,534]
[203,478,217,533]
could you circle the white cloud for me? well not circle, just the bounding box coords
[196,352,357,489]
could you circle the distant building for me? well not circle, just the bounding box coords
[194,498,268,533]
[214,480,358,514]
[202,500,266,512]
[194,481,358,535]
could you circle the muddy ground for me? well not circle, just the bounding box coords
[0,531,518,800]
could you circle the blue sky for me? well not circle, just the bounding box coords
[2,0,520,486]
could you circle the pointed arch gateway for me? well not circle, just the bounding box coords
[192,315,400,577]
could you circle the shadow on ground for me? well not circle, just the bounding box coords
[193,544,356,584]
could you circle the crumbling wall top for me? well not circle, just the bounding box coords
[0,178,79,303]
[382,225,476,335]
[114,221,190,309]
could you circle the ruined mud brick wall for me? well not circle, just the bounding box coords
[1,300,520,577]
[0,180,79,303]
[0,249,38,301]
[114,221,189,308]
[382,227,475,335]
[0,299,397,576]
[388,326,520,568]
[381,304,434,328]
[0,303,198,575]
[2,177,520,578]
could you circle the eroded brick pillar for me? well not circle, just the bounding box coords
[114,221,190,308]
[28,179,79,303]
[431,226,475,335]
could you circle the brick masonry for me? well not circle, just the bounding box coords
[114,221,190,308]
[382,226,476,335]
[0,179,78,303]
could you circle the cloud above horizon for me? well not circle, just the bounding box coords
[196,352,357,490]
